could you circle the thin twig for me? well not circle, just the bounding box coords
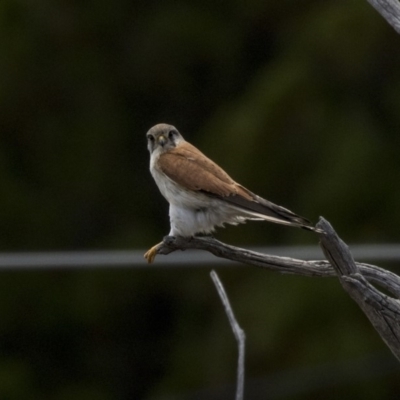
[210,270,246,400]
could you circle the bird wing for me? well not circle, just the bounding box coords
[158,141,313,228]
[158,142,247,196]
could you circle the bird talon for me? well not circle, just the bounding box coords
[144,242,162,263]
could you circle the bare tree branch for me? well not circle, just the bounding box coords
[367,0,400,34]
[317,218,400,361]
[155,217,400,361]
[156,234,400,298]
[210,270,246,400]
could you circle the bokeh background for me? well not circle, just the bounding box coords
[1,0,400,398]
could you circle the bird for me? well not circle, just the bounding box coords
[144,123,319,263]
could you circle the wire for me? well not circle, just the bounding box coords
[0,244,399,270]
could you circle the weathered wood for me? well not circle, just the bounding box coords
[210,271,245,400]
[367,0,400,34]
[317,218,400,361]
[155,217,400,361]
[157,234,400,298]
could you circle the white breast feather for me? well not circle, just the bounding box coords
[150,150,250,237]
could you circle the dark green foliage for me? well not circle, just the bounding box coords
[1,0,400,398]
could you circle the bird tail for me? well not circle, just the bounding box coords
[222,186,322,233]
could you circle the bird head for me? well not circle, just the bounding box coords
[146,123,183,154]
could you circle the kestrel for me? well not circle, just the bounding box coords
[144,123,318,263]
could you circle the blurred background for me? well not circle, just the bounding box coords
[1,0,400,398]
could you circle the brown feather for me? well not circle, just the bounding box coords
[158,142,253,199]
[158,141,312,228]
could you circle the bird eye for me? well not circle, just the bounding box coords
[168,130,176,139]
[147,135,154,142]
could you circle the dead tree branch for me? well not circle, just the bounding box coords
[155,217,400,361]
[367,0,400,34]
[210,270,246,400]
[318,218,400,361]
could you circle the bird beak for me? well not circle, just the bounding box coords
[158,135,166,146]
